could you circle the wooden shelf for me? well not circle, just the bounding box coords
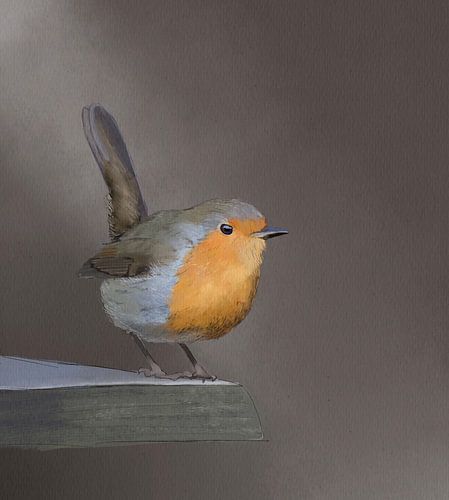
[0,356,263,449]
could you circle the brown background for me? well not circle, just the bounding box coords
[1,1,449,498]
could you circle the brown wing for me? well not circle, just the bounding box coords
[78,240,154,279]
[82,104,148,239]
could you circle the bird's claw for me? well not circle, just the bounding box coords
[138,367,168,378]
[190,365,217,381]
[137,367,216,382]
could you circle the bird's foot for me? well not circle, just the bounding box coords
[138,367,216,382]
[190,364,217,381]
[138,367,192,380]
[177,343,217,381]
[138,366,168,378]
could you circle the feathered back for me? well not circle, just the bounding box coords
[82,104,148,239]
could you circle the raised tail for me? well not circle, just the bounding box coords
[82,104,148,239]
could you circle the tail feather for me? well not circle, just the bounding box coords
[82,104,148,239]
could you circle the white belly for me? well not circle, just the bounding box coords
[100,270,177,343]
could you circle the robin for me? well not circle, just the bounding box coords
[79,104,288,380]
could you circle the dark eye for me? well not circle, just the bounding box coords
[220,224,233,235]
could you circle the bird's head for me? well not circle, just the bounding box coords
[183,199,288,274]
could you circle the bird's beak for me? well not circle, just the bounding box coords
[252,226,289,239]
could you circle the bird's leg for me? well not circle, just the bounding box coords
[131,334,167,377]
[131,333,216,381]
[132,334,191,380]
[179,344,216,380]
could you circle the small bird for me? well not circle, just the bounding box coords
[79,104,288,379]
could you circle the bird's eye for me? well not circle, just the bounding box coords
[220,224,233,235]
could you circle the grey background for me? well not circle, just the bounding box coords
[1,1,449,498]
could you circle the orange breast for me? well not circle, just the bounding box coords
[167,218,266,340]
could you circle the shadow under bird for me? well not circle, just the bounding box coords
[79,104,288,379]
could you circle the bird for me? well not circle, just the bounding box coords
[79,104,288,380]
